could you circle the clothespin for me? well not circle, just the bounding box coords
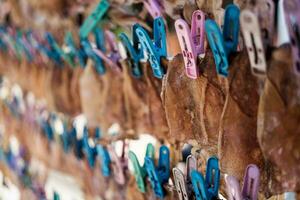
[79,0,110,39]
[107,141,127,185]
[128,143,155,193]
[240,10,267,77]
[175,10,206,79]
[64,32,77,64]
[46,32,76,67]
[191,156,220,200]
[135,17,167,79]
[81,39,106,74]
[82,127,97,168]
[119,24,144,78]
[96,144,111,177]
[144,145,170,199]
[173,155,197,200]
[15,31,33,62]
[225,164,260,200]
[143,0,162,19]
[205,4,240,77]
[41,117,54,142]
[277,0,290,46]
[93,29,121,72]
[44,32,64,66]
[0,27,8,52]
[53,191,60,200]
[283,0,300,75]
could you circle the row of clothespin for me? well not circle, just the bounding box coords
[175,0,300,79]
[0,0,299,79]
[0,81,261,200]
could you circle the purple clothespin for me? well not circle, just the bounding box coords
[225,164,260,200]
[144,0,162,19]
[175,10,205,79]
[283,0,300,74]
[107,141,127,185]
[93,30,121,72]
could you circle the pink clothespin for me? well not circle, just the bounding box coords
[225,164,260,200]
[144,0,162,19]
[107,142,127,185]
[175,10,206,79]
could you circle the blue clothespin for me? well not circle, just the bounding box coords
[144,145,170,199]
[94,127,102,139]
[96,144,111,177]
[119,24,144,78]
[40,118,54,142]
[64,32,88,68]
[135,17,167,79]
[79,0,110,39]
[81,39,106,74]
[93,28,106,51]
[60,123,71,153]
[82,127,97,168]
[45,32,64,66]
[191,156,220,200]
[72,127,84,159]
[205,4,240,77]
[0,27,8,52]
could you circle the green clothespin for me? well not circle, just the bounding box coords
[53,191,60,200]
[79,0,110,39]
[128,143,155,193]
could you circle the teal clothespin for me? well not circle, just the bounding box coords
[205,4,240,77]
[53,191,60,200]
[128,143,155,193]
[79,0,110,39]
[144,145,170,199]
[135,17,167,79]
[191,156,220,200]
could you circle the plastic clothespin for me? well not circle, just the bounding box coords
[173,155,197,200]
[45,32,64,66]
[79,0,110,39]
[21,32,36,60]
[82,127,97,168]
[81,39,106,74]
[96,144,111,177]
[144,145,170,199]
[205,4,240,77]
[0,26,8,52]
[225,164,260,200]
[283,0,300,75]
[135,17,167,79]
[46,32,75,67]
[240,10,267,77]
[191,156,220,200]
[119,24,144,78]
[16,31,33,62]
[175,10,206,79]
[72,126,84,159]
[128,143,155,193]
[53,191,60,200]
[93,29,121,72]
[143,0,162,19]
[107,142,127,185]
